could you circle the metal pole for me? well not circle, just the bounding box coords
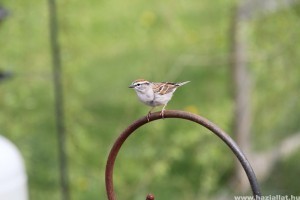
[47,0,70,200]
[105,110,261,200]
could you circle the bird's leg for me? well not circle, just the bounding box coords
[160,104,167,119]
[147,107,155,122]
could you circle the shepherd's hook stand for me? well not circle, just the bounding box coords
[105,110,261,200]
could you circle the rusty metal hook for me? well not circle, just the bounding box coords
[105,110,261,199]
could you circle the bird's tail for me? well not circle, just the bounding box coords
[176,81,190,86]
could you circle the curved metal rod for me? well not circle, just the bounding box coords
[105,110,261,200]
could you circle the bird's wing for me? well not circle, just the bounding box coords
[152,82,178,95]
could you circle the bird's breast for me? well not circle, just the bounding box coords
[136,91,154,105]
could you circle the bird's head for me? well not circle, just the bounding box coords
[129,79,151,93]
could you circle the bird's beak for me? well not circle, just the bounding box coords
[128,84,135,88]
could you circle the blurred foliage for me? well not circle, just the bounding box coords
[0,0,299,199]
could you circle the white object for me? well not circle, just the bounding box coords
[0,135,28,200]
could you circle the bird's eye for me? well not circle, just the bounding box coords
[136,83,140,86]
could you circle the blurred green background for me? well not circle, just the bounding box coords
[0,0,300,199]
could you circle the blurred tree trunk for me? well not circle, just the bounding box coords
[229,1,252,192]
[230,0,300,193]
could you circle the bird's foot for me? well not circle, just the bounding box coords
[147,111,151,122]
[160,109,165,119]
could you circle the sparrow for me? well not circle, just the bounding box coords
[129,79,190,121]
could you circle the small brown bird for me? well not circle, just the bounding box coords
[129,79,190,120]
